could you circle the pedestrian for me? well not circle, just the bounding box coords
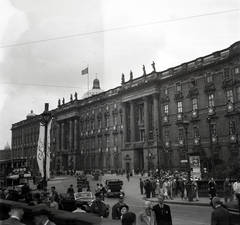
[95,183,100,193]
[49,196,58,210]
[2,204,26,225]
[155,180,160,196]
[119,204,129,219]
[151,178,156,198]
[140,178,144,195]
[112,193,127,220]
[211,196,232,225]
[233,178,240,200]
[171,179,176,198]
[152,194,172,225]
[30,204,56,225]
[50,186,59,204]
[126,172,130,182]
[162,179,169,200]
[67,184,75,199]
[208,178,217,206]
[4,189,13,200]
[192,178,199,201]
[223,178,232,203]
[138,200,157,225]
[77,184,82,192]
[12,187,20,202]
[100,183,106,201]
[121,212,136,225]
[145,179,151,199]
[90,192,108,218]
[72,201,86,213]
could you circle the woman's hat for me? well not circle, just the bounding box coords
[119,204,129,211]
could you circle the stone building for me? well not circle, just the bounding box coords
[11,41,240,176]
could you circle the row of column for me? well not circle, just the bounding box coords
[56,117,79,151]
[122,93,160,143]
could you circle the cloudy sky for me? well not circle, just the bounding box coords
[0,0,239,149]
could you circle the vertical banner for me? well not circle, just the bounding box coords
[37,123,45,178]
[189,155,201,180]
[46,119,52,180]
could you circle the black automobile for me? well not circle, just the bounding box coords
[222,199,239,225]
[105,179,124,197]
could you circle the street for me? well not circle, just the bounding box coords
[45,174,212,225]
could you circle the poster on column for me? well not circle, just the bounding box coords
[189,155,201,180]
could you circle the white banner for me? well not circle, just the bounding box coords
[46,119,52,179]
[37,123,45,178]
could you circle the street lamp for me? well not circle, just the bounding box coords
[41,103,51,189]
[182,115,193,202]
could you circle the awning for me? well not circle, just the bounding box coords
[6,174,19,179]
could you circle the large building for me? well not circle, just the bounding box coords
[11,41,240,176]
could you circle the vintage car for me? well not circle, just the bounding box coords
[105,179,124,197]
[59,191,110,217]
[76,174,88,188]
[222,198,240,225]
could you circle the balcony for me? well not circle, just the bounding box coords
[193,136,201,146]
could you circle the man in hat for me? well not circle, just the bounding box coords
[152,193,172,225]
[31,204,56,225]
[112,193,128,220]
[2,204,25,225]
[90,192,108,218]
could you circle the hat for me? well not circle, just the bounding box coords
[118,193,125,199]
[119,204,129,211]
[30,204,51,217]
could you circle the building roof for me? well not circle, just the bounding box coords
[82,78,104,99]
[26,110,36,119]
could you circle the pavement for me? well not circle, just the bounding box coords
[43,174,219,207]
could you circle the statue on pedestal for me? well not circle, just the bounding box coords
[130,70,133,80]
[70,94,73,101]
[121,73,125,84]
[143,65,146,75]
[151,61,156,72]
[62,98,65,104]
[75,92,78,100]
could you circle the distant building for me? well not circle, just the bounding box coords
[11,41,240,177]
[0,143,11,160]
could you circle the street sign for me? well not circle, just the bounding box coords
[181,160,188,163]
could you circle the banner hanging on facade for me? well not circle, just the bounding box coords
[46,119,52,180]
[37,123,45,178]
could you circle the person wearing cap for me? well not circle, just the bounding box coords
[152,194,172,225]
[30,204,56,225]
[112,193,127,220]
[89,192,108,218]
[211,196,231,225]
[2,204,25,225]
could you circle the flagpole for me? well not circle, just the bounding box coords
[88,64,89,97]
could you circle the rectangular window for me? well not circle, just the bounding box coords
[92,141,95,149]
[106,105,109,110]
[176,83,181,92]
[207,75,213,83]
[98,139,102,148]
[210,124,217,135]
[86,142,89,150]
[113,116,117,126]
[106,136,109,147]
[229,121,236,134]
[114,103,117,108]
[234,67,239,75]
[140,130,145,141]
[190,79,196,87]
[86,122,89,131]
[224,68,230,78]
[192,98,198,110]
[164,104,169,115]
[91,121,95,130]
[114,136,117,146]
[226,89,233,103]
[208,94,214,107]
[237,86,240,101]
[193,127,199,137]
[163,87,168,95]
[165,130,170,140]
[179,128,184,139]
[139,104,144,122]
[105,118,109,127]
[177,101,182,113]
[98,120,102,129]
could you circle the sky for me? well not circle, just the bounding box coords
[0,0,240,149]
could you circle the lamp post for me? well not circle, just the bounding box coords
[182,115,193,202]
[207,117,215,178]
[41,103,51,189]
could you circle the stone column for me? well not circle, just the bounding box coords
[153,93,160,142]
[61,122,65,150]
[57,122,61,151]
[144,96,149,140]
[130,100,135,143]
[69,120,73,150]
[74,117,78,151]
[122,102,128,143]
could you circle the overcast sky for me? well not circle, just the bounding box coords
[0,0,240,149]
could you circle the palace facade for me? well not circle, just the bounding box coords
[11,41,240,176]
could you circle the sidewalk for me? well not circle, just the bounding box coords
[145,196,223,207]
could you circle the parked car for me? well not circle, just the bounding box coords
[222,199,239,225]
[105,179,124,197]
